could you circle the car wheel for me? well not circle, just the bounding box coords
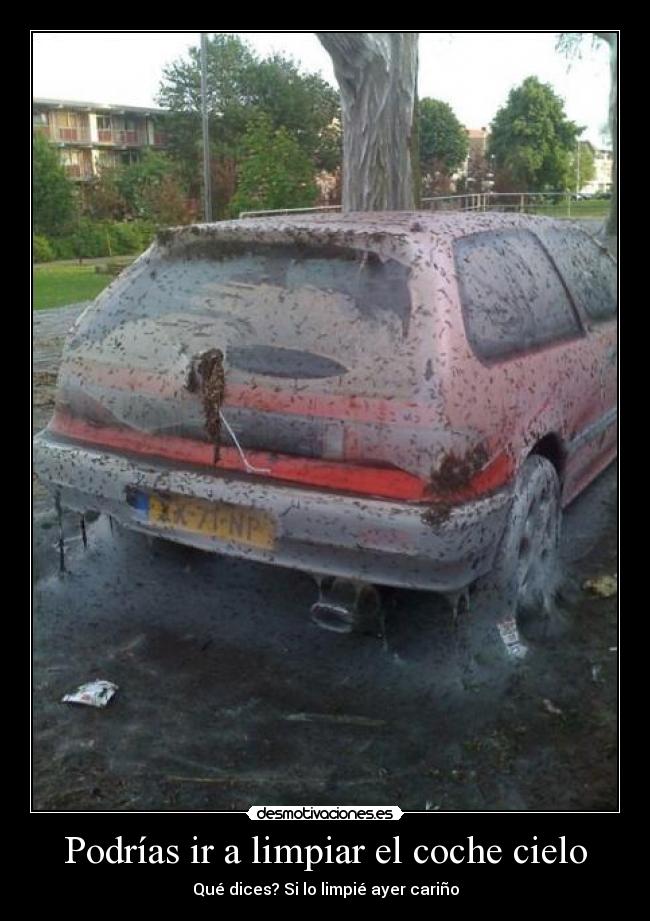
[474,455,563,656]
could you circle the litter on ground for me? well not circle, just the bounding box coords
[62,680,118,708]
[583,574,617,597]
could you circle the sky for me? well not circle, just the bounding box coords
[32,31,612,148]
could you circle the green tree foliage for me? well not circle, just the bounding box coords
[158,33,254,159]
[488,76,582,191]
[33,132,77,236]
[556,31,617,236]
[244,53,341,171]
[33,234,55,262]
[567,141,596,193]
[157,33,341,216]
[228,115,319,216]
[419,98,468,191]
[116,150,186,219]
[83,167,128,221]
[84,151,192,225]
[140,174,195,226]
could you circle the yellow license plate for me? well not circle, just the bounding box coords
[147,493,276,550]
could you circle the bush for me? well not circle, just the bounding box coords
[108,221,155,255]
[45,220,156,261]
[50,236,78,260]
[83,151,192,225]
[83,168,129,221]
[72,220,110,258]
[33,235,55,263]
[140,175,194,226]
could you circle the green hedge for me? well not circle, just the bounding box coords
[33,235,55,263]
[37,220,156,261]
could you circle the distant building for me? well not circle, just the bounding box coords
[580,144,613,195]
[454,130,613,196]
[315,169,340,206]
[452,127,494,192]
[33,98,169,181]
[466,127,489,162]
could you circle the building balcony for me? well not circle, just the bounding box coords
[34,122,165,149]
[63,163,94,180]
[96,129,146,146]
[33,124,91,143]
[48,126,91,143]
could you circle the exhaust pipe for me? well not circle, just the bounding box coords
[310,577,381,634]
[310,601,358,634]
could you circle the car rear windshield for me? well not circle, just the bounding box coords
[73,241,416,389]
[68,237,424,398]
[84,241,412,345]
[454,229,582,361]
[535,226,617,322]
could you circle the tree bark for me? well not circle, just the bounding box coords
[410,76,421,208]
[317,32,418,211]
[595,32,617,238]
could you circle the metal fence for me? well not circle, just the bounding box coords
[421,191,581,216]
[239,205,343,219]
[239,192,595,220]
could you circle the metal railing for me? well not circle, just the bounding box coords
[96,129,146,146]
[46,126,91,143]
[34,124,157,148]
[421,191,581,216]
[239,192,603,221]
[239,205,343,219]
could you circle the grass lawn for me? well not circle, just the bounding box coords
[533,200,609,219]
[33,264,116,311]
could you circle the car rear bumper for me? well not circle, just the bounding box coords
[33,430,512,593]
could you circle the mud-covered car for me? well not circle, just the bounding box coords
[33,212,617,641]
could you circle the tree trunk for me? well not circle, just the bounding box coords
[317,32,418,211]
[410,77,421,208]
[595,32,617,238]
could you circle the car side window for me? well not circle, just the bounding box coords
[535,227,617,322]
[454,230,581,361]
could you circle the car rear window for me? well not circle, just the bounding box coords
[535,226,617,322]
[454,229,581,361]
[89,242,411,332]
[77,240,414,371]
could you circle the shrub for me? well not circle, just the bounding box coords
[33,235,55,263]
[140,175,194,226]
[50,236,78,260]
[108,221,155,255]
[83,168,129,221]
[46,220,156,261]
[72,220,110,258]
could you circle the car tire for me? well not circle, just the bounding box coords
[473,454,564,656]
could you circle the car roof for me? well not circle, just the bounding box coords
[156,211,596,262]
[164,210,575,245]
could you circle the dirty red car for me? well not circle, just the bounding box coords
[33,212,617,647]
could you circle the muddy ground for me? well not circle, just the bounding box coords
[32,304,618,812]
